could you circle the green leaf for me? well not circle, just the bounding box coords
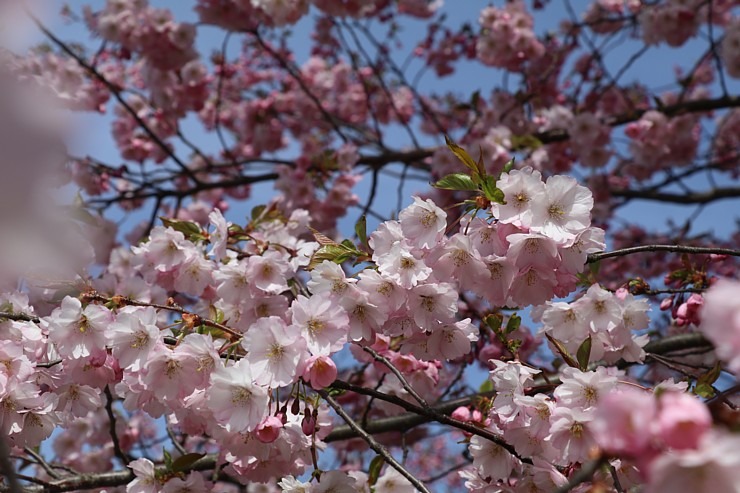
[160,217,202,238]
[697,361,722,386]
[163,448,173,469]
[355,215,368,249]
[171,453,206,473]
[309,227,340,247]
[432,173,479,191]
[694,382,715,399]
[327,387,346,397]
[210,305,225,325]
[484,314,503,334]
[445,136,484,179]
[502,157,516,175]
[545,333,579,369]
[251,204,266,221]
[479,379,494,393]
[368,455,385,486]
[510,134,543,151]
[576,336,592,371]
[504,314,521,335]
[481,176,505,204]
[307,245,347,270]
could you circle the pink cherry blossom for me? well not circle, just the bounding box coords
[590,386,657,457]
[307,260,357,298]
[654,391,712,451]
[206,359,269,433]
[647,430,740,493]
[377,243,432,289]
[548,405,597,464]
[290,294,349,355]
[398,196,447,249]
[108,306,162,372]
[242,316,307,387]
[491,167,546,228]
[554,366,620,409]
[468,434,518,481]
[46,297,111,359]
[127,458,161,493]
[255,415,283,444]
[530,175,594,243]
[302,355,338,390]
[700,279,740,374]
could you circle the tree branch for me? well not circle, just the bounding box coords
[611,186,740,204]
[324,380,528,462]
[317,389,432,493]
[103,386,130,466]
[587,244,740,263]
[0,436,21,493]
[361,346,428,407]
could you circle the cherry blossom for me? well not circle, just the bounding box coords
[206,358,269,433]
[700,279,740,374]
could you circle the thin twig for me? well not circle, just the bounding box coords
[362,346,428,407]
[0,312,40,323]
[22,448,60,480]
[103,386,130,465]
[317,389,432,493]
[83,293,242,341]
[166,425,187,456]
[327,380,526,462]
[609,463,625,493]
[588,244,740,263]
[249,30,350,144]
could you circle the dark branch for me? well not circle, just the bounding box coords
[611,186,740,204]
[317,389,432,493]
[587,244,740,263]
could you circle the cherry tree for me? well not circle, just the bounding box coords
[1,0,740,492]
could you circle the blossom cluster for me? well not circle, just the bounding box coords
[476,1,545,70]
[0,155,609,489]
[460,363,623,490]
[590,385,740,491]
[195,0,441,29]
[700,279,740,375]
[534,284,651,364]
[85,0,198,71]
[638,0,735,48]
[624,107,701,180]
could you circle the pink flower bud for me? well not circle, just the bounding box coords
[451,406,471,422]
[255,416,283,444]
[301,413,317,436]
[656,392,711,451]
[302,355,337,390]
[659,297,673,311]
